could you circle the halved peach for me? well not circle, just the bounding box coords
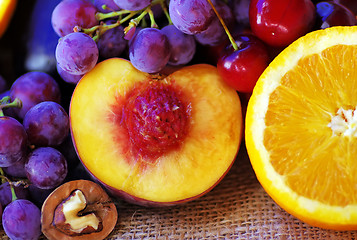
[70,58,242,206]
[0,0,17,38]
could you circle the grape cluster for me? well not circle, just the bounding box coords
[51,0,223,77]
[0,71,88,239]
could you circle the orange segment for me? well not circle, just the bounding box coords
[0,0,16,37]
[245,26,357,230]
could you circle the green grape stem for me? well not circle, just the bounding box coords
[9,181,18,202]
[96,9,132,21]
[0,168,6,184]
[160,1,172,25]
[0,97,22,117]
[206,0,238,51]
[147,8,158,28]
[80,0,169,41]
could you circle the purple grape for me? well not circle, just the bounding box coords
[0,182,30,207]
[113,0,152,11]
[56,32,99,75]
[3,157,27,178]
[25,147,68,189]
[97,20,127,59]
[23,101,70,147]
[94,0,121,13]
[169,0,215,35]
[0,117,28,167]
[194,1,234,46]
[56,63,83,84]
[51,0,98,37]
[129,28,170,73]
[161,25,196,66]
[9,71,61,119]
[2,199,41,240]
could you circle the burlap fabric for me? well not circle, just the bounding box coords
[1,144,356,239]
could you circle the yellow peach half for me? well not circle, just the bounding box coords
[70,58,242,206]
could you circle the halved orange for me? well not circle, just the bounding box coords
[0,0,16,38]
[245,26,357,230]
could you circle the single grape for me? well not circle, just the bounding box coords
[217,34,270,93]
[51,0,98,37]
[113,0,152,11]
[0,182,30,207]
[25,147,68,189]
[194,1,234,46]
[23,101,70,147]
[56,63,83,84]
[94,0,120,13]
[3,157,27,178]
[129,28,170,73]
[0,116,28,167]
[161,25,196,66]
[169,0,215,35]
[56,32,99,75]
[249,0,316,47]
[10,71,61,119]
[97,20,127,59]
[2,199,41,240]
[315,1,357,29]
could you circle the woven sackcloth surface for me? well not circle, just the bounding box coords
[1,144,357,239]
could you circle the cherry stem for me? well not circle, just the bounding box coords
[206,0,238,51]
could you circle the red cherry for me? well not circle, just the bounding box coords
[249,0,316,47]
[217,34,270,93]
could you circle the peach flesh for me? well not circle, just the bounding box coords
[70,58,242,206]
